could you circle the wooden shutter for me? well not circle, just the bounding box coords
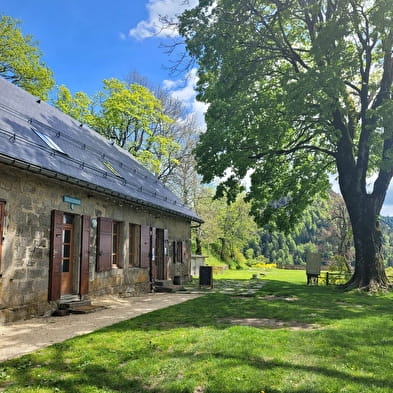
[182,240,188,265]
[151,227,156,270]
[96,217,112,272]
[129,224,141,267]
[140,225,150,268]
[49,210,63,301]
[163,229,169,279]
[0,201,4,271]
[80,215,90,295]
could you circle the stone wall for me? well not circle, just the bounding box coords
[0,163,192,323]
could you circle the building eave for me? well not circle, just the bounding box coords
[0,154,204,224]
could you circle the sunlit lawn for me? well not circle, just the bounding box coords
[1,268,393,393]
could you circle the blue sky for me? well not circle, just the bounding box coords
[3,1,393,215]
[1,0,205,119]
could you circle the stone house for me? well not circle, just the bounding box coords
[0,77,202,323]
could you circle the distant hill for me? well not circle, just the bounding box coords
[248,193,393,267]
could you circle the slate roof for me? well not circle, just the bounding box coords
[0,77,202,223]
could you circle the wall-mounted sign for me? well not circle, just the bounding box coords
[63,195,81,210]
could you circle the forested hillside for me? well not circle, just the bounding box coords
[198,190,393,269]
[251,194,393,268]
[247,194,343,266]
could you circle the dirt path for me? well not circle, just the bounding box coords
[0,293,202,362]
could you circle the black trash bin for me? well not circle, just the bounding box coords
[199,266,213,288]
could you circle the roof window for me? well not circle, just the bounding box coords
[32,128,66,155]
[102,160,120,177]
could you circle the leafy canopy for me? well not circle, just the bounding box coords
[53,79,181,177]
[179,0,393,230]
[0,15,54,99]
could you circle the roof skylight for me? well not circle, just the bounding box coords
[32,128,66,155]
[102,160,120,177]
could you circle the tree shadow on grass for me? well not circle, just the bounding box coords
[104,279,393,333]
[2,333,393,393]
[2,279,393,392]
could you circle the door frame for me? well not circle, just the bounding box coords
[60,218,74,295]
[49,211,90,301]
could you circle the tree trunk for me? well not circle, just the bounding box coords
[342,195,389,290]
[195,236,202,255]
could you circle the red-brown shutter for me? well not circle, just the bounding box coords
[177,241,183,263]
[96,217,112,272]
[163,229,169,279]
[151,226,156,272]
[0,201,4,271]
[80,215,90,295]
[140,225,150,268]
[182,240,188,265]
[49,210,63,301]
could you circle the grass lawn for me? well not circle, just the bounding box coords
[1,268,393,393]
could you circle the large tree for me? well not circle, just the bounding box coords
[53,79,180,178]
[0,15,54,99]
[126,72,203,197]
[179,0,393,290]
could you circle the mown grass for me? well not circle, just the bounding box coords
[1,269,393,393]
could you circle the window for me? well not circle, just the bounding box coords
[102,160,120,176]
[62,216,73,273]
[172,241,183,263]
[129,223,141,267]
[0,201,5,271]
[177,241,183,263]
[112,221,120,267]
[32,128,66,155]
[96,218,122,272]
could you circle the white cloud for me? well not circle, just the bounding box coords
[164,68,208,129]
[129,0,198,40]
[162,78,182,90]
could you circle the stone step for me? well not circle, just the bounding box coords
[153,279,185,293]
[59,294,80,303]
[154,286,176,293]
[68,305,107,314]
[58,299,92,310]
[154,280,173,287]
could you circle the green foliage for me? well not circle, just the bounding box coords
[179,0,393,288]
[249,194,335,266]
[329,255,351,273]
[381,219,393,267]
[194,187,258,268]
[90,78,180,176]
[52,85,93,124]
[204,251,225,267]
[0,15,54,99]
[53,78,182,178]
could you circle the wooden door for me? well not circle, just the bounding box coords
[61,214,74,295]
[0,201,4,271]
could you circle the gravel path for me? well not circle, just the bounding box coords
[0,293,202,362]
